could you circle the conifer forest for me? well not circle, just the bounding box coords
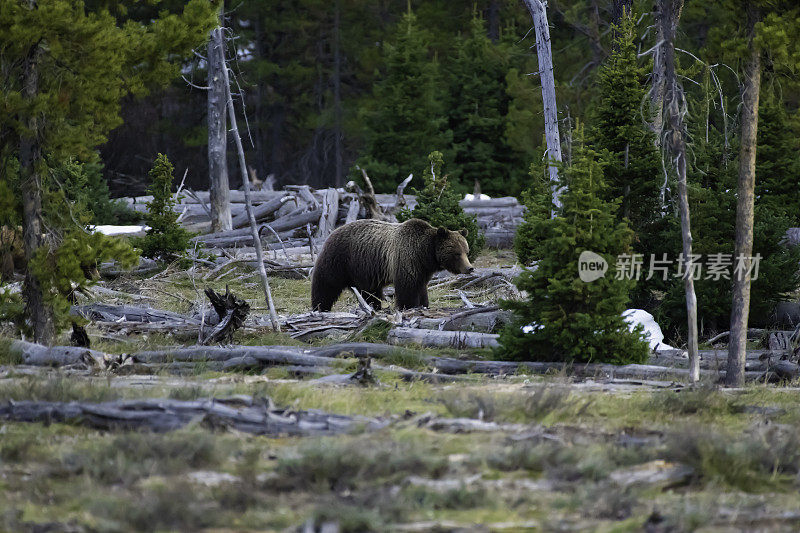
[4,0,800,530]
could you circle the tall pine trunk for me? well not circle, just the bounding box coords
[522,0,563,211]
[19,28,54,344]
[726,1,761,386]
[208,21,232,233]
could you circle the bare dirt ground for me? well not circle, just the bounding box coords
[2,250,800,532]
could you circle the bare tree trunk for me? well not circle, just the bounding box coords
[19,27,54,345]
[651,0,682,146]
[726,2,761,387]
[208,22,232,233]
[522,0,563,211]
[217,29,280,332]
[333,0,343,188]
[659,0,698,382]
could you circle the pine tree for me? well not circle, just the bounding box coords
[135,154,193,260]
[589,11,662,249]
[0,0,216,342]
[446,14,521,196]
[499,130,649,364]
[355,9,451,192]
[397,151,484,258]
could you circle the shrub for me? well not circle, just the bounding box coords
[498,129,649,364]
[397,150,484,258]
[134,154,192,260]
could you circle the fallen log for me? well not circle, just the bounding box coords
[229,194,293,229]
[387,327,500,349]
[195,208,322,244]
[0,396,387,436]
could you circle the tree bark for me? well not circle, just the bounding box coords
[522,0,563,211]
[19,22,54,344]
[208,20,232,233]
[726,2,761,387]
[651,0,683,147]
[217,29,280,331]
[659,0,698,382]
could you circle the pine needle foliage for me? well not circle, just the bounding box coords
[397,151,484,259]
[355,9,451,192]
[446,13,520,196]
[27,159,138,332]
[498,130,649,364]
[134,154,192,260]
[589,11,661,248]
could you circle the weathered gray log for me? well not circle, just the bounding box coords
[387,327,500,349]
[229,194,291,229]
[72,303,201,324]
[9,340,106,366]
[0,396,387,436]
[195,208,322,244]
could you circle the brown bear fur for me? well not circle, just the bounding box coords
[311,218,474,311]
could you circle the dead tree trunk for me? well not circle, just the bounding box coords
[522,0,563,211]
[208,24,232,233]
[218,39,280,331]
[660,0,698,382]
[727,1,761,387]
[19,30,54,344]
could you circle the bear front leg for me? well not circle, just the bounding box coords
[420,288,429,308]
[394,278,420,309]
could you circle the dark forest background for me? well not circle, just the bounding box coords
[101,0,765,197]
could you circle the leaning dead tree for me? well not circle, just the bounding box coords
[218,29,280,331]
[208,21,232,232]
[522,0,563,211]
[656,0,699,382]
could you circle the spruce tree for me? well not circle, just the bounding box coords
[397,151,484,258]
[355,9,451,192]
[589,12,661,249]
[135,154,193,260]
[499,130,649,364]
[446,14,520,196]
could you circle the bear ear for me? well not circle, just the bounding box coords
[436,226,448,238]
[459,229,469,238]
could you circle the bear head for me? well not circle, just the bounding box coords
[435,226,474,275]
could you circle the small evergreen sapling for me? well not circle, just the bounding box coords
[135,154,193,260]
[397,151,484,258]
[498,132,649,364]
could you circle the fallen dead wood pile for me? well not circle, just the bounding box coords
[9,340,778,382]
[0,396,388,436]
[123,184,525,249]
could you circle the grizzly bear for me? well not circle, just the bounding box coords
[311,218,474,311]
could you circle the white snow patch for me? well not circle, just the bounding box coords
[622,309,675,352]
[521,323,544,334]
[464,193,491,201]
[91,225,149,236]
